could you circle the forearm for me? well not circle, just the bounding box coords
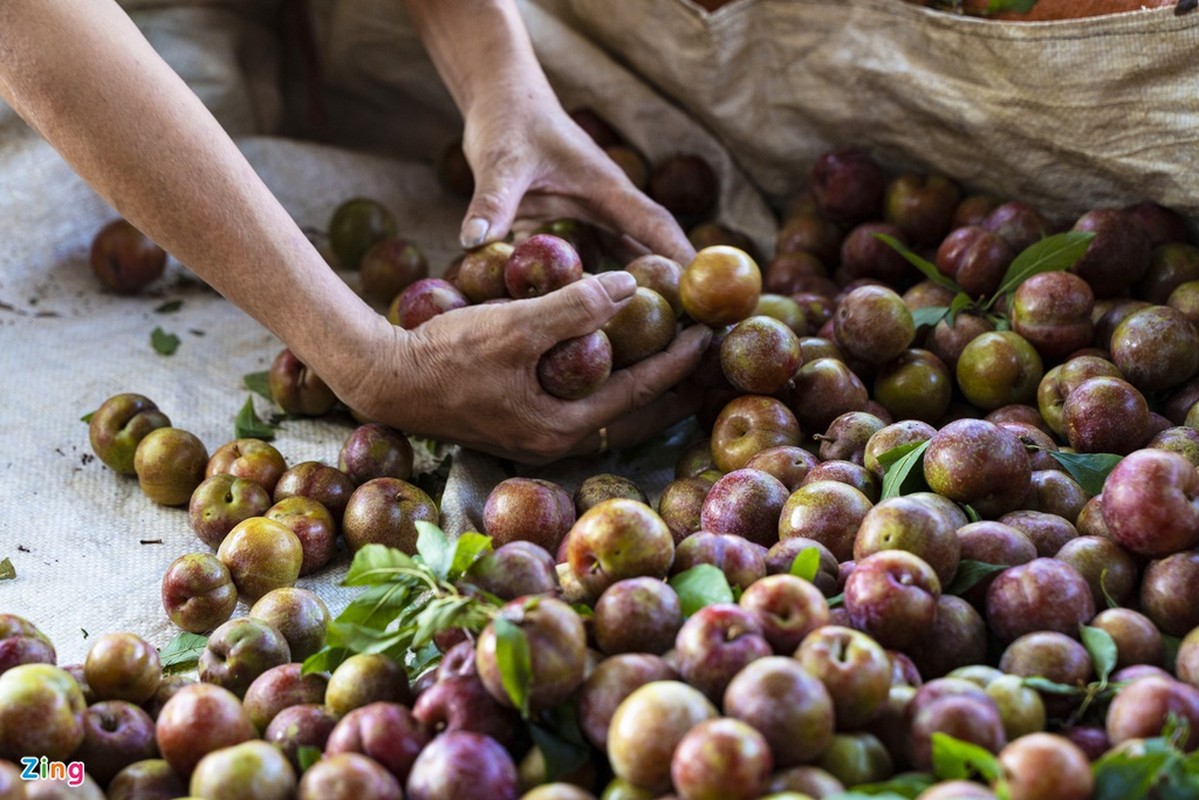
[403,0,556,116]
[0,0,383,371]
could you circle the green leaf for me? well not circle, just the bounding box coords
[873,233,961,292]
[1045,450,1122,497]
[986,231,1097,309]
[876,439,927,472]
[404,640,443,682]
[342,543,418,586]
[448,531,494,581]
[948,291,975,317]
[80,411,95,423]
[825,794,914,800]
[962,503,981,523]
[297,745,322,772]
[158,631,207,670]
[828,592,844,608]
[911,306,950,329]
[1021,675,1086,696]
[1164,634,1183,673]
[411,596,473,648]
[880,439,931,500]
[986,0,1041,14]
[944,560,1009,596]
[1100,568,1120,610]
[325,620,411,656]
[529,704,592,783]
[668,564,735,616]
[154,300,183,314]
[1158,768,1199,800]
[1162,715,1195,755]
[1177,747,1199,779]
[931,732,1003,783]
[1081,624,1119,686]
[494,616,533,718]
[150,326,180,355]
[415,521,453,580]
[0,558,14,581]
[335,582,415,630]
[790,547,821,583]
[1175,759,1199,784]
[243,371,272,400]
[827,771,935,798]
[1092,740,1174,800]
[301,645,349,676]
[234,396,277,441]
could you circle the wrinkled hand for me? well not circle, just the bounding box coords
[457,86,695,265]
[330,271,712,465]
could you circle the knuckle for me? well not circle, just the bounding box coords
[524,430,569,463]
[629,379,660,409]
[561,277,613,323]
[470,187,512,219]
[608,367,660,410]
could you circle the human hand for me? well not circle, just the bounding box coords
[330,271,711,465]
[457,86,695,266]
[403,0,692,263]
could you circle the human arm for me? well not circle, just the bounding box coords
[0,0,708,463]
[403,0,696,263]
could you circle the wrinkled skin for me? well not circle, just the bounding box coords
[0,1,705,467]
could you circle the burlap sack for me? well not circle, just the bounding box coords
[4,0,1196,664]
[301,0,1199,241]
[539,0,1199,226]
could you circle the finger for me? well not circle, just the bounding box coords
[461,156,531,249]
[521,153,696,264]
[565,388,704,459]
[581,323,713,423]
[512,192,588,224]
[586,175,697,265]
[509,271,638,350]
[605,232,654,266]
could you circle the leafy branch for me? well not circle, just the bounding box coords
[302,522,500,680]
[1092,715,1199,799]
[299,521,590,777]
[875,231,1095,328]
[1020,624,1120,725]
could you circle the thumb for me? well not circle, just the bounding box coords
[459,162,529,249]
[517,271,637,350]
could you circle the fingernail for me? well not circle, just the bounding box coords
[596,270,637,298]
[460,217,490,249]
[683,324,713,350]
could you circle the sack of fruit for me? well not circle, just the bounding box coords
[531,0,1199,231]
[90,0,1199,249]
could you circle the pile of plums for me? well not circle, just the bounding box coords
[48,131,1199,800]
